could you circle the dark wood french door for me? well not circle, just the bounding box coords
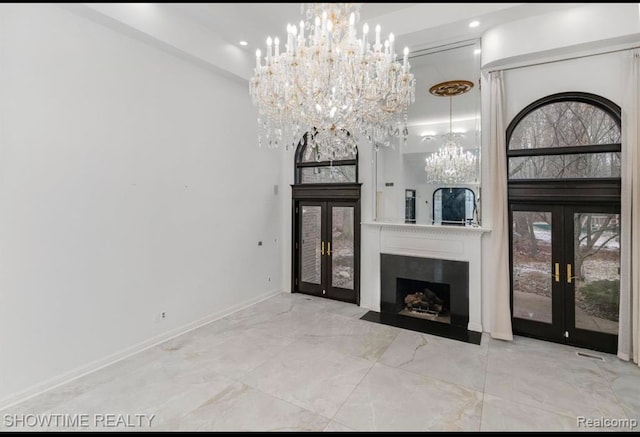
[294,196,360,304]
[510,203,620,354]
[296,200,359,303]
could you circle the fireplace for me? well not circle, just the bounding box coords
[380,254,469,327]
[396,278,451,325]
[361,253,481,344]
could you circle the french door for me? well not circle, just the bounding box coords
[296,200,359,304]
[510,203,620,353]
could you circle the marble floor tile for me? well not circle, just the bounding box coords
[241,339,373,419]
[481,393,583,432]
[3,293,637,433]
[230,310,325,342]
[590,354,640,423]
[159,316,241,352]
[302,312,400,361]
[173,329,296,381]
[485,337,628,419]
[333,363,483,432]
[326,303,369,319]
[226,293,337,326]
[610,375,640,422]
[323,421,356,432]
[2,365,239,432]
[156,383,329,432]
[378,330,488,391]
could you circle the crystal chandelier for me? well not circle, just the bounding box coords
[249,3,416,159]
[424,80,477,185]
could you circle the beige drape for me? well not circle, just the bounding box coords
[618,49,640,365]
[488,70,513,341]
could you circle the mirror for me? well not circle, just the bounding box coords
[373,40,482,226]
[432,187,477,226]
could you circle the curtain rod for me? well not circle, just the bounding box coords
[485,44,640,74]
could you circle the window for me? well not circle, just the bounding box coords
[507,92,621,180]
[294,131,358,184]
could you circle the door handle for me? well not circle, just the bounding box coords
[327,241,331,256]
[554,263,560,282]
[321,241,325,256]
[567,263,579,283]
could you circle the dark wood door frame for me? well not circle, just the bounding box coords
[292,183,361,305]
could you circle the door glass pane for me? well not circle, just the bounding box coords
[512,211,553,323]
[301,206,322,284]
[331,206,354,290]
[574,213,620,335]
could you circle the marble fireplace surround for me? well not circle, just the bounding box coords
[361,222,490,333]
[381,254,469,328]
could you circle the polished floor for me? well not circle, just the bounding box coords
[2,292,639,432]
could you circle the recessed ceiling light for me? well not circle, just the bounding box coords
[469,21,480,28]
[239,41,248,46]
[474,49,482,55]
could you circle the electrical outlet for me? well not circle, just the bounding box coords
[155,311,167,323]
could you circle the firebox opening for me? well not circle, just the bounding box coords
[396,278,451,325]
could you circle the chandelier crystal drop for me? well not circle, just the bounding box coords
[249,3,416,159]
[424,80,477,185]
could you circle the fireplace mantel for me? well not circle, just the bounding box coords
[362,221,490,234]
[360,221,491,333]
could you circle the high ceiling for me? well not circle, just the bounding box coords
[166,3,583,58]
[156,2,582,156]
[123,3,584,156]
[166,3,416,53]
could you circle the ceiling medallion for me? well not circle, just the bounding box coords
[428,80,474,97]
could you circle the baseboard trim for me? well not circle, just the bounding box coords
[0,289,283,411]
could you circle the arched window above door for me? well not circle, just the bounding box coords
[294,131,358,184]
[506,92,621,180]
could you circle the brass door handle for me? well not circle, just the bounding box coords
[321,241,325,256]
[327,241,331,256]
[567,264,572,283]
[554,263,560,282]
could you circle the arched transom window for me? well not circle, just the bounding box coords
[507,92,621,180]
[294,131,358,184]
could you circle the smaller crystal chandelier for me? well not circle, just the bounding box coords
[424,80,477,185]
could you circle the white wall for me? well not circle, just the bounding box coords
[482,3,640,70]
[279,146,295,295]
[0,4,282,405]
